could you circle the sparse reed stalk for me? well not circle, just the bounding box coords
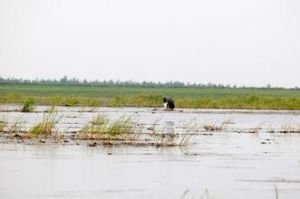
[7,119,22,133]
[280,122,300,133]
[248,122,264,133]
[179,122,197,146]
[150,118,162,134]
[202,121,227,132]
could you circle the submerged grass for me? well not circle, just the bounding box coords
[202,121,228,132]
[280,123,300,133]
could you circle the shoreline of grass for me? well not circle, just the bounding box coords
[0,95,299,110]
[0,84,299,110]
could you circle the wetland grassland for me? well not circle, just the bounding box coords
[0,84,299,110]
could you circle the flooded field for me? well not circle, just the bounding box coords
[0,105,300,198]
[1,104,300,134]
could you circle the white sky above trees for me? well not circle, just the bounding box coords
[0,0,299,87]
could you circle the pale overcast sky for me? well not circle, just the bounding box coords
[0,0,299,87]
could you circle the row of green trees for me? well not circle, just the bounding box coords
[0,76,297,89]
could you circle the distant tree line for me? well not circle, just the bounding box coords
[0,76,298,89]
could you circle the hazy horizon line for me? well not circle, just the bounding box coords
[0,76,299,89]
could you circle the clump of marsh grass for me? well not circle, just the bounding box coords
[28,112,60,136]
[81,114,109,134]
[202,121,227,132]
[63,97,79,106]
[280,122,300,133]
[21,98,35,112]
[107,116,135,136]
[80,114,136,139]
[0,121,6,132]
[248,122,264,133]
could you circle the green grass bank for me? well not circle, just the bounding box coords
[0,84,299,110]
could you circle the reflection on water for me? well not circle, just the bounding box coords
[163,121,175,134]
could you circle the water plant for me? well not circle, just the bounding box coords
[80,114,136,139]
[7,119,22,133]
[0,121,6,132]
[202,121,227,132]
[81,114,109,134]
[28,112,60,136]
[46,106,57,113]
[178,122,197,146]
[21,98,34,112]
[267,125,276,133]
[107,116,135,136]
[63,97,79,106]
[280,122,300,133]
[248,122,264,133]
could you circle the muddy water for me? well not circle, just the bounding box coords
[0,104,300,133]
[0,134,300,199]
[0,105,300,198]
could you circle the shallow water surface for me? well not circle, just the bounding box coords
[0,105,300,198]
[0,133,300,199]
[0,105,300,133]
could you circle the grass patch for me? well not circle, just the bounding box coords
[80,115,195,146]
[63,97,79,106]
[21,98,34,112]
[28,112,60,136]
[202,121,228,131]
[0,84,299,109]
[80,114,136,139]
[0,121,6,132]
[107,116,135,136]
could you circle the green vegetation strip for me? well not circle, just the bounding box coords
[0,84,299,110]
